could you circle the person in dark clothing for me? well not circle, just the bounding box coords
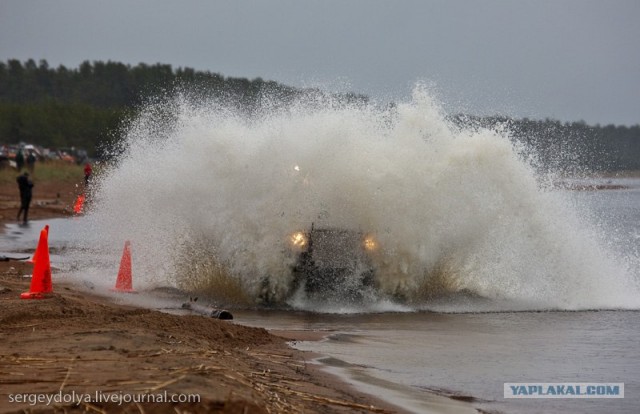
[16,172,34,224]
[84,163,92,185]
[15,149,25,172]
[26,151,36,174]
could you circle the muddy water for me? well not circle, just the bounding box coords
[233,309,640,414]
[230,184,640,414]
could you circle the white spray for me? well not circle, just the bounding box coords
[77,85,640,311]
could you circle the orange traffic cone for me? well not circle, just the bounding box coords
[111,241,136,293]
[27,225,49,264]
[73,194,85,214]
[21,225,52,299]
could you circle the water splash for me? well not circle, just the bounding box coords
[77,85,640,311]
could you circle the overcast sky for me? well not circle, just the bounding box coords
[1,0,638,125]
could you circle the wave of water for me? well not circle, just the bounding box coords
[76,85,640,312]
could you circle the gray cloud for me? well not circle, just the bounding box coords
[1,0,638,125]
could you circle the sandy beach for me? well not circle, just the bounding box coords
[0,178,401,414]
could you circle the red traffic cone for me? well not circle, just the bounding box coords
[27,225,49,264]
[111,241,136,293]
[21,225,52,299]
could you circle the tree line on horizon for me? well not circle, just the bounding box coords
[451,114,640,174]
[0,58,356,156]
[0,58,638,172]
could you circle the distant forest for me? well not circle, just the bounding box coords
[0,58,638,172]
[452,115,640,174]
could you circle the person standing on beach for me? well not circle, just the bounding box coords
[16,171,34,224]
[15,149,25,172]
[26,151,36,174]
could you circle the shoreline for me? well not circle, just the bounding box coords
[0,197,411,413]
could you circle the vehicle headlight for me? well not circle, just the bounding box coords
[289,231,308,248]
[363,235,378,251]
